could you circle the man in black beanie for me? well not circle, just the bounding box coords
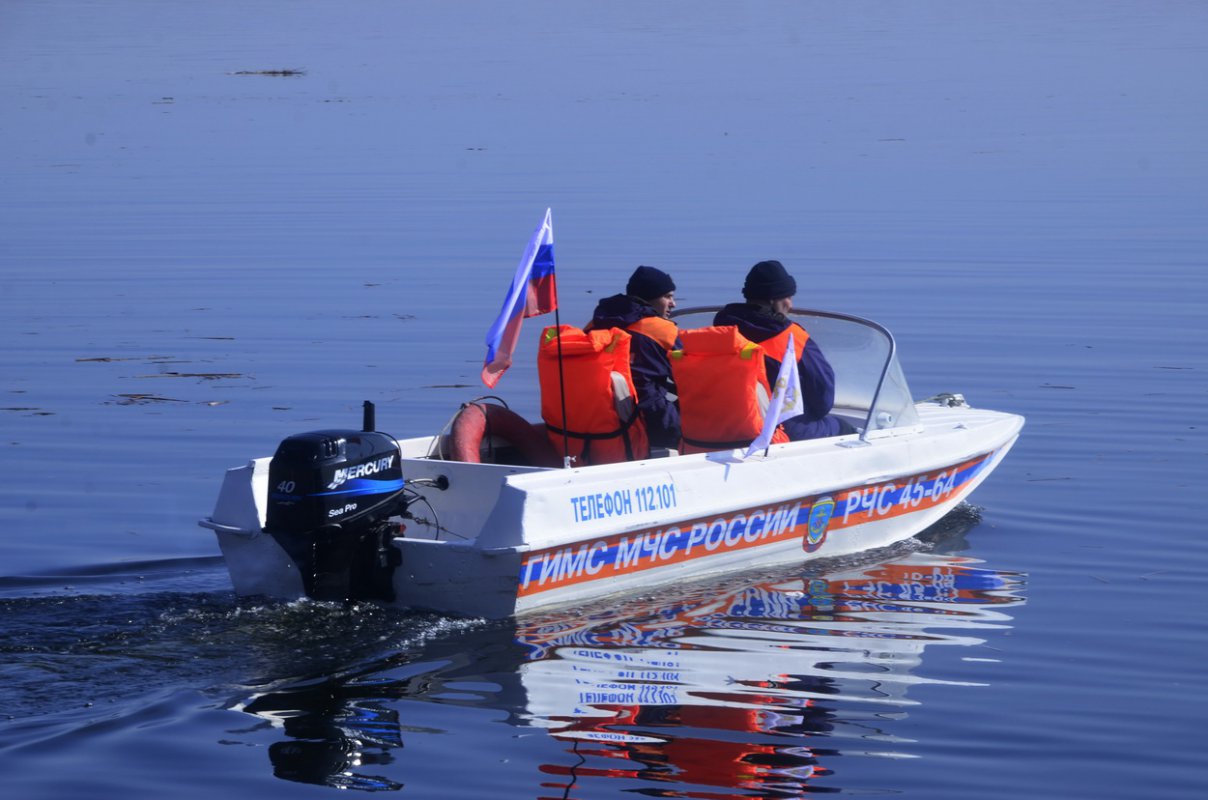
[586,266,682,448]
[713,260,851,440]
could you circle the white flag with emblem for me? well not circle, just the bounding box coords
[744,332,804,457]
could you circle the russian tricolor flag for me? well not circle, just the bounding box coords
[482,208,557,388]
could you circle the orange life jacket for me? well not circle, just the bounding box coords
[538,325,650,465]
[623,315,679,351]
[759,322,809,366]
[669,326,789,454]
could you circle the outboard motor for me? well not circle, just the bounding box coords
[265,403,406,602]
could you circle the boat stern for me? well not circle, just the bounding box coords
[198,458,309,600]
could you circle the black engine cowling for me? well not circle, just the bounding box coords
[265,428,406,601]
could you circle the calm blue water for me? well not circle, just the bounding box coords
[2,2,1205,797]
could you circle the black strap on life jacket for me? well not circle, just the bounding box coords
[544,411,640,462]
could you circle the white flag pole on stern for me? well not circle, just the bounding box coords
[480,209,573,466]
[744,332,804,459]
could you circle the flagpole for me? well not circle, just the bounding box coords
[553,304,572,468]
[481,208,568,463]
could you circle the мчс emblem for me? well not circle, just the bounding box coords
[804,495,835,552]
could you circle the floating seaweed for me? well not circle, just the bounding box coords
[113,394,188,405]
[77,355,183,363]
[138,372,244,380]
[230,69,306,77]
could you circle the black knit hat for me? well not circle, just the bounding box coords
[626,265,676,300]
[742,260,797,301]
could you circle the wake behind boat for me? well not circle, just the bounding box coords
[199,307,1023,618]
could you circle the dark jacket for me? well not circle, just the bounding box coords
[713,303,844,440]
[588,294,682,448]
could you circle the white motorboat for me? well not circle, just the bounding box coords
[199,308,1023,619]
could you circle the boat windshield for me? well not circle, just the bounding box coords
[670,307,919,438]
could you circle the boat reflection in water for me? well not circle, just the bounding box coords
[234,508,1025,795]
[517,515,1025,796]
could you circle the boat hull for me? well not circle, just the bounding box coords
[201,402,1022,619]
